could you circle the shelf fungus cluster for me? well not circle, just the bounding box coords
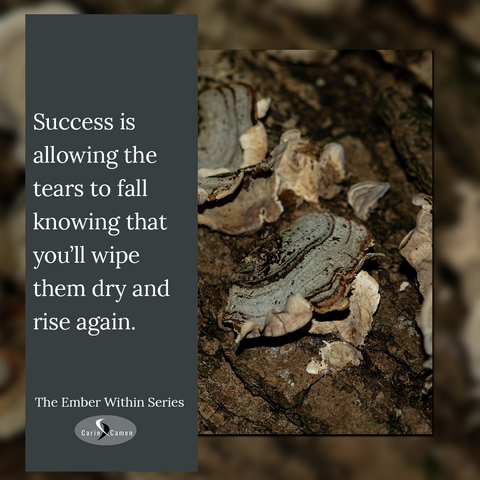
[198,82,282,235]
[225,213,382,374]
[198,82,348,235]
[306,270,380,375]
[400,194,432,372]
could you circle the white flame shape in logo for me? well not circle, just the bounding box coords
[96,418,109,440]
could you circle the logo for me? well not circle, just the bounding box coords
[95,418,110,440]
[75,415,136,446]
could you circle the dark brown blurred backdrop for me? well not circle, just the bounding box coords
[0,1,478,479]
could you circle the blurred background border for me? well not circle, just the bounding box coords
[0,0,478,478]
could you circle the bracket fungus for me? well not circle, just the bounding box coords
[309,270,380,346]
[419,287,432,370]
[400,193,432,370]
[256,97,271,119]
[399,194,432,296]
[198,83,283,234]
[317,143,347,200]
[198,152,284,235]
[239,122,268,167]
[198,82,258,173]
[276,130,346,203]
[236,293,313,342]
[225,213,379,343]
[306,341,363,376]
[347,181,391,221]
[197,85,349,234]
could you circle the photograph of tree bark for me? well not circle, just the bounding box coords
[197,50,432,435]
